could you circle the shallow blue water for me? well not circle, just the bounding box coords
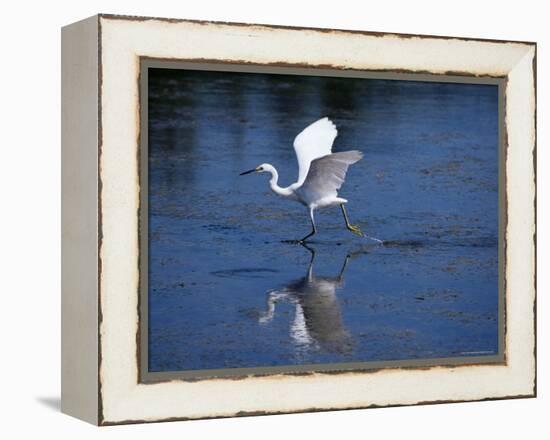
[147,69,499,372]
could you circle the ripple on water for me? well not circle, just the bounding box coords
[211,268,280,279]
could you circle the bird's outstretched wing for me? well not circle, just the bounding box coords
[293,117,338,185]
[299,151,363,198]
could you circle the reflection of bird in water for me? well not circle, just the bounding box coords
[259,245,354,355]
[240,117,375,243]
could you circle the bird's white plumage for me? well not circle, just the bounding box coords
[293,117,338,185]
[242,117,367,242]
[298,150,363,205]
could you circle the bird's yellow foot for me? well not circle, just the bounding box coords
[347,224,365,237]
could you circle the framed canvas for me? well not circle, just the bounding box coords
[61,14,536,425]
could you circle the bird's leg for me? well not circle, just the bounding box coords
[337,254,351,282]
[301,243,316,282]
[298,208,317,243]
[340,204,365,237]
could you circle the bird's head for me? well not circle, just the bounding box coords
[239,163,272,176]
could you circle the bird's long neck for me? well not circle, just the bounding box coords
[265,165,293,197]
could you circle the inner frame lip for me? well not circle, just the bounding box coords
[137,57,507,384]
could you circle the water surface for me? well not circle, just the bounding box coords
[147,69,499,372]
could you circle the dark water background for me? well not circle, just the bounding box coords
[147,68,499,372]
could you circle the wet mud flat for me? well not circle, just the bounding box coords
[147,69,499,372]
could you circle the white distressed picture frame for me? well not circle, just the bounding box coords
[61,14,536,425]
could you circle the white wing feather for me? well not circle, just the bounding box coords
[299,151,363,199]
[293,117,338,185]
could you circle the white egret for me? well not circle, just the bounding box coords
[240,117,365,243]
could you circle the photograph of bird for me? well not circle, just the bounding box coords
[240,117,365,243]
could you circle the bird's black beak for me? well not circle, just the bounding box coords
[239,168,257,176]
